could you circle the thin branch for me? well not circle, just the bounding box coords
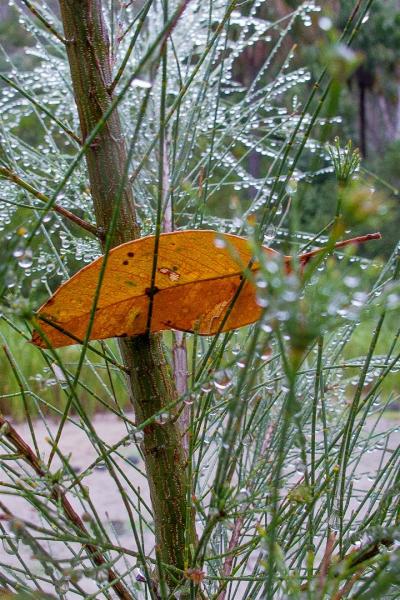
[161,132,190,449]
[0,167,101,238]
[213,423,276,600]
[0,500,88,597]
[0,74,82,145]
[19,0,66,44]
[217,517,244,600]
[300,533,394,594]
[299,232,382,265]
[332,573,361,600]
[108,0,153,94]
[33,315,130,373]
[173,330,190,448]
[318,533,336,592]
[0,414,134,600]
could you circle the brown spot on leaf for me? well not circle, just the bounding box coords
[159,267,180,282]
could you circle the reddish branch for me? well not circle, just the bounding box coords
[300,530,394,595]
[217,517,244,600]
[0,414,133,600]
[299,232,382,266]
[332,573,362,600]
[216,424,277,600]
[318,533,336,591]
[0,167,100,238]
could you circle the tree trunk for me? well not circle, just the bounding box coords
[356,65,374,158]
[359,78,367,157]
[58,0,194,592]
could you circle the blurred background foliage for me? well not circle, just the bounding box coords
[0,0,399,417]
[2,1,399,255]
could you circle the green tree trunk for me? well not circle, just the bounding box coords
[58,0,194,591]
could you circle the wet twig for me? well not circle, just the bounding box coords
[0,167,100,239]
[0,415,134,600]
[19,0,66,44]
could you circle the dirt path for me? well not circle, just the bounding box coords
[1,412,399,597]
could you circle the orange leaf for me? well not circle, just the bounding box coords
[32,231,273,347]
[31,229,381,348]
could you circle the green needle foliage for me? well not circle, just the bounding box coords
[0,1,399,599]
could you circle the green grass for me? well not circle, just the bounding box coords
[2,309,399,421]
[0,318,130,421]
[344,314,400,399]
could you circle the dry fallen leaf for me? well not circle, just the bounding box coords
[31,229,381,348]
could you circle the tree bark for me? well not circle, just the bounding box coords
[358,78,367,157]
[58,0,194,592]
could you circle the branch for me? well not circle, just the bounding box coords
[0,414,134,600]
[299,232,382,265]
[161,134,190,451]
[332,573,361,600]
[0,74,81,145]
[19,0,66,44]
[216,517,244,600]
[300,531,394,595]
[0,167,101,238]
[108,0,153,94]
[318,533,336,591]
[214,424,277,600]
[109,0,190,94]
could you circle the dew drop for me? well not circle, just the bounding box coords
[236,487,250,503]
[155,412,169,425]
[264,225,276,243]
[135,568,146,582]
[214,237,226,249]
[184,394,195,406]
[129,428,144,443]
[0,421,10,437]
[2,534,18,554]
[57,575,70,595]
[132,78,152,89]
[50,363,68,389]
[17,248,33,269]
[286,178,298,195]
[318,16,332,30]
[201,382,212,393]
